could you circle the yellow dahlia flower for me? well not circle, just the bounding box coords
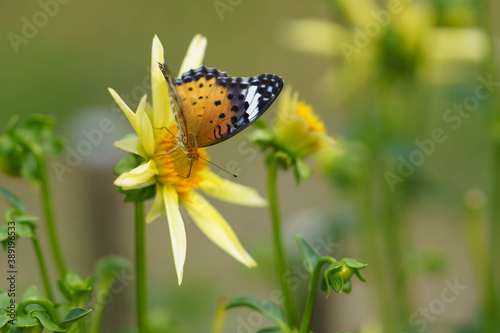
[109,35,266,284]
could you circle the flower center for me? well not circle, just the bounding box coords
[153,127,208,197]
[296,102,326,133]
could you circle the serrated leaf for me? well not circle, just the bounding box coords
[295,235,321,274]
[226,296,286,328]
[0,187,26,213]
[60,308,92,329]
[31,311,64,332]
[342,258,367,269]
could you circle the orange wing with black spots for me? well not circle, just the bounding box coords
[175,66,283,148]
[160,64,283,151]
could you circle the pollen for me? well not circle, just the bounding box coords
[153,126,209,197]
[296,102,326,133]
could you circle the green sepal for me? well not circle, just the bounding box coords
[296,235,321,274]
[117,185,156,203]
[226,296,287,329]
[292,158,311,185]
[342,258,367,269]
[354,269,367,283]
[342,280,352,294]
[113,153,143,175]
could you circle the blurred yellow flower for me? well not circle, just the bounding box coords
[109,35,266,284]
[279,0,490,94]
[274,87,334,159]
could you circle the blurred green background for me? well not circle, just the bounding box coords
[1,0,500,332]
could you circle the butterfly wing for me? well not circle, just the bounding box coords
[174,66,284,148]
[158,62,190,146]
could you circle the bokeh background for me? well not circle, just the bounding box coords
[1,0,500,332]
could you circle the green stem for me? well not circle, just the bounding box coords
[17,296,60,323]
[211,299,228,333]
[89,280,113,333]
[478,0,500,331]
[31,234,54,301]
[32,146,67,279]
[135,201,148,332]
[267,158,299,327]
[299,258,331,333]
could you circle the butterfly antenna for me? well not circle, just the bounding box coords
[198,156,237,178]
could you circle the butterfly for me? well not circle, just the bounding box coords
[158,62,284,177]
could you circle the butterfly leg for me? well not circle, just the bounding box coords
[153,126,176,139]
[155,144,180,157]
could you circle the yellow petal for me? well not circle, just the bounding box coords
[151,35,172,128]
[178,34,207,77]
[146,184,165,223]
[199,171,267,207]
[135,95,155,156]
[108,88,137,133]
[113,160,158,190]
[114,135,147,158]
[163,185,186,285]
[182,192,257,268]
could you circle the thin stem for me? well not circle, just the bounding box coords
[89,280,113,333]
[299,258,330,333]
[31,234,54,301]
[211,299,228,333]
[135,201,148,332]
[32,146,67,279]
[478,0,500,330]
[267,158,299,327]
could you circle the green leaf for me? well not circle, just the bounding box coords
[342,258,367,269]
[295,235,321,274]
[7,326,22,333]
[113,153,142,175]
[13,314,39,328]
[41,137,65,156]
[117,185,156,203]
[23,115,56,141]
[31,311,64,332]
[60,308,92,329]
[0,312,12,328]
[226,296,287,328]
[0,187,26,213]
